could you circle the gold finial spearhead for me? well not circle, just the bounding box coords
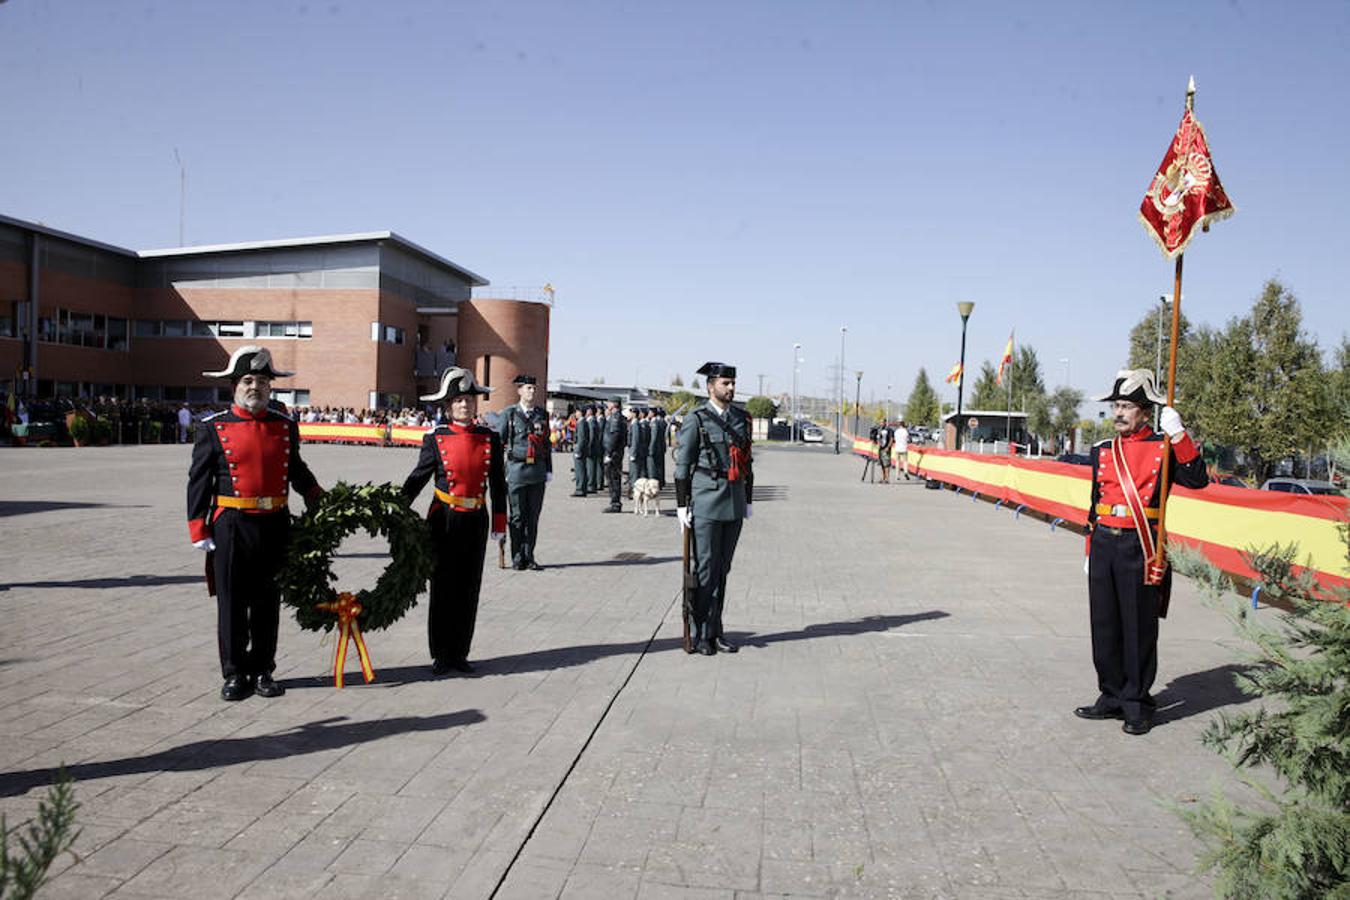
[1186,75,1196,111]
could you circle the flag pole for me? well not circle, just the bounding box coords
[1005,330,1014,447]
[1151,77,1195,581]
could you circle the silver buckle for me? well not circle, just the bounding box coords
[1111,504,1128,517]
[257,497,274,510]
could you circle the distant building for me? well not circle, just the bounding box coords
[0,213,549,410]
[940,409,1031,450]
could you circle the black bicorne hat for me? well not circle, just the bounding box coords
[1097,368,1166,406]
[202,346,294,381]
[513,374,538,385]
[421,367,494,402]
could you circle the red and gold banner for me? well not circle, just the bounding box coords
[996,333,1014,385]
[944,363,963,385]
[1139,108,1235,259]
[297,422,387,445]
[848,435,1348,591]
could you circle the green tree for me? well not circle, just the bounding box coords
[671,374,684,387]
[1328,337,1350,444]
[1008,346,1046,414]
[968,361,1004,410]
[1050,386,1084,451]
[0,772,81,900]
[745,396,777,420]
[1172,442,1350,898]
[1127,303,1193,374]
[1185,280,1328,482]
[905,369,940,428]
[691,377,701,390]
[1025,393,1053,446]
[664,391,699,414]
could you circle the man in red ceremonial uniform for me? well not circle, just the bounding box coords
[402,367,507,675]
[187,347,324,701]
[1075,369,1208,735]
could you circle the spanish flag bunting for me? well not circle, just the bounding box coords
[996,332,1014,385]
[944,362,963,384]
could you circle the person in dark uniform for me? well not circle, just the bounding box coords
[499,374,552,569]
[187,346,325,701]
[402,367,507,675]
[649,408,669,488]
[629,408,651,491]
[874,420,894,483]
[675,362,754,656]
[571,402,592,497]
[586,406,604,494]
[602,398,628,513]
[1075,369,1208,735]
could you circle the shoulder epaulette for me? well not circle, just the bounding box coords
[203,409,227,421]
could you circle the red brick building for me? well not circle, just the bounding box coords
[0,214,549,410]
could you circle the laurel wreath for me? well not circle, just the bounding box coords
[281,481,435,632]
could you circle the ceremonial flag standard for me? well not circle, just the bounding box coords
[995,333,1014,386]
[944,362,963,385]
[1138,106,1234,260]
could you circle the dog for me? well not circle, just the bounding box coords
[632,478,662,517]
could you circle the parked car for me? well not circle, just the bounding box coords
[1259,477,1340,495]
[1211,473,1249,489]
[801,425,824,443]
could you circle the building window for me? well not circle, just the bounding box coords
[135,320,162,337]
[257,321,311,338]
[371,322,404,345]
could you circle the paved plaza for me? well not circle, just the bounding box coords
[0,442,1261,898]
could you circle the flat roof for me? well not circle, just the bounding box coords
[0,213,137,257]
[139,231,489,286]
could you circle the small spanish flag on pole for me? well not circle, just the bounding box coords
[995,331,1014,386]
[542,283,555,303]
[944,362,963,385]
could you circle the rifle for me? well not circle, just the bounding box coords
[681,523,696,653]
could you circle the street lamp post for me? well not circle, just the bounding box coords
[955,301,974,450]
[792,342,801,442]
[835,326,847,454]
[854,371,863,437]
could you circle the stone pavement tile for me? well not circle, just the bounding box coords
[579,812,676,867]
[127,802,256,848]
[75,835,175,880]
[676,805,762,848]
[560,861,643,900]
[385,842,473,884]
[494,860,572,900]
[119,845,272,900]
[233,868,335,900]
[270,831,353,872]
[638,882,734,900]
[443,848,514,900]
[644,841,759,893]
[329,837,407,875]
[759,859,833,896]
[34,871,125,900]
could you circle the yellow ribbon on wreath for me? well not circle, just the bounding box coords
[315,592,375,688]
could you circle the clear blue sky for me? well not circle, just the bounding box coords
[3,0,1347,409]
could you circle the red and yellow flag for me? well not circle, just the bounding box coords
[1139,102,1234,259]
[995,332,1014,385]
[944,362,963,385]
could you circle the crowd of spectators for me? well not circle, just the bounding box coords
[292,406,436,427]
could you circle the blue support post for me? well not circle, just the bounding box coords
[1050,517,1064,532]
[994,499,1004,510]
[1251,585,1261,610]
[1014,504,1026,519]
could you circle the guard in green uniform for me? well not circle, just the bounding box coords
[571,403,592,497]
[499,374,552,569]
[649,408,669,488]
[602,398,628,513]
[675,362,754,655]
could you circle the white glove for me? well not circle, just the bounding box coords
[603,455,611,464]
[1083,556,1090,576]
[744,504,754,519]
[490,531,505,544]
[193,538,216,552]
[1160,405,1185,439]
[545,472,553,484]
[677,507,692,531]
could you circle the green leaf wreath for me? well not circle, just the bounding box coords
[281,481,434,632]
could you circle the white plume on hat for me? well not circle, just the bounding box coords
[420,366,494,402]
[202,345,294,379]
[1096,368,1167,405]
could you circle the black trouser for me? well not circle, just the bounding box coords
[427,506,488,663]
[507,481,546,565]
[606,456,624,507]
[212,509,289,679]
[691,517,743,644]
[1088,527,1163,721]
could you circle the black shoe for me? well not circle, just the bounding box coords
[695,640,715,656]
[254,674,285,698]
[713,637,738,654]
[431,659,453,676]
[570,492,586,498]
[1074,703,1124,720]
[513,560,527,570]
[449,658,475,674]
[1122,718,1153,736]
[220,675,252,701]
[527,561,543,571]
[603,506,622,514]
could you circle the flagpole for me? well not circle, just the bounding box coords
[1005,330,1014,447]
[1151,78,1195,580]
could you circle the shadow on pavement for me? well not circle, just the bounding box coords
[545,556,682,570]
[349,611,950,686]
[0,709,486,799]
[0,574,204,592]
[0,501,148,518]
[1154,663,1257,724]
